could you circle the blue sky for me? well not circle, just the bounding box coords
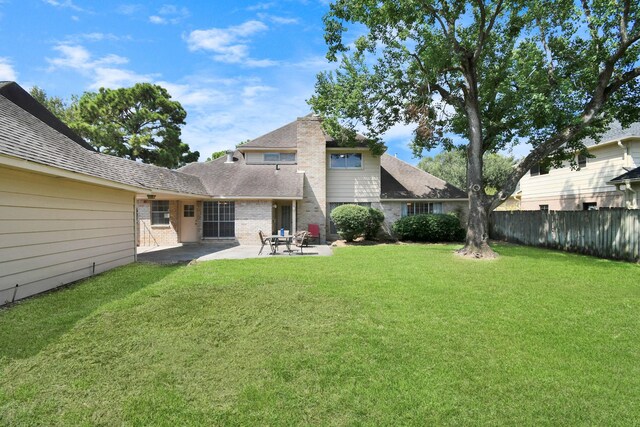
[0,0,424,164]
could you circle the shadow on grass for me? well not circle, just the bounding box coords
[0,263,181,363]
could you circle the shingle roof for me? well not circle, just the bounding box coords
[608,165,640,184]
[179,151,304,198]
[582,121,640,148]
[241,114,369,149]
[0,82,208,196]
[380,154,467,199]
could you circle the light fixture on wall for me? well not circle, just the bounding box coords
[273,203,278,209]
[275,164,280,171]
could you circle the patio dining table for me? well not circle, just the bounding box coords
[269,234,293,254]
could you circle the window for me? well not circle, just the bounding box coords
[530,161,550,176]
[263,152,296,163]
[183,204,194,218]
[539,204,549,212]
[405,202,443,216]
[330,153,362,169]
[151,200,170,225]
[578,154,587,169]
[328,202,371,234]
[203,201,235,238]
[583,202,598,211]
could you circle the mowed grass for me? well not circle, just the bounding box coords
[1,244,639,426]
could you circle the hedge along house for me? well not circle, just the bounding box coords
[0,82,209,303]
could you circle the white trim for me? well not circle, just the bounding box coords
[205,196,304,200]
[0,153,208,199]
[239,147,297,152]
[381,198,468,202]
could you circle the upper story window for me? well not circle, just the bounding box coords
[330,153,363,169]
[151,200,170,225]
[578,154,587,169]
[263,152,296,163]
[530,161,550,176]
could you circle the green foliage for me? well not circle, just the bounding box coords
[392,214,465,242]
[29,86,76,123]
[418,151,516,192]
[330,204,370,241]
[364,207,385,240]
[207,150,227,161]
[69,83,199,168]
[310,0,640,214]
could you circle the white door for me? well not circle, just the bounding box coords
[180,202,198,242]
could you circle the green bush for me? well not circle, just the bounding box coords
[364,208,385,240]
[330,204,370,241]
[392,213,465,242]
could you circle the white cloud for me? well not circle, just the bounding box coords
[117,4,142,15]
[246,2,275,11]
[0,57,17,81]
[46,43,153,89]
[43,0,84,12]
[47,44,128,71]
[186,20,276,67]
[149,4,189,25]
[149,15,165,24]
[64,32,131,43]
[257,13,299,25]
[90,68,153,90]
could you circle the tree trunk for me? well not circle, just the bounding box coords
[456,69,498,259]
[457,190,496,259]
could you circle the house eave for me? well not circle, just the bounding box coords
[381,197,469,202]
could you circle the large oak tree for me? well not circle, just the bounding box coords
[309,0,640,258]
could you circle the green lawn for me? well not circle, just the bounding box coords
[1,244,639,426]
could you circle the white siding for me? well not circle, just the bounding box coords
[519,141,639,210]
[326,151,381,202]
[0,167,135,304]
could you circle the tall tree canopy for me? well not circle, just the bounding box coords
[309,0,640,258]
[419,151,516,193]
[32,83,199,168]
[70,83,199,168]
[29,86,75,124]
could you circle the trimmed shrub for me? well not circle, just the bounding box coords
[364,208,385,240]
[330,204,370,241]
[392,213,465,242]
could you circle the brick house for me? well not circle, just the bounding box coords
[141,115,468,245]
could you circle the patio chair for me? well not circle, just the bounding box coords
[307,224,320,245]
[290,231,308,255]
[258,230,277,255]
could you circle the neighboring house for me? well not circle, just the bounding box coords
[0,82,209,303]
[518,122,640,211]
[0,81,466,302]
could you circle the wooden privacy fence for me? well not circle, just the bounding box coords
[490,210,640,262]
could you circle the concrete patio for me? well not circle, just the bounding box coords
[137,242,333,264]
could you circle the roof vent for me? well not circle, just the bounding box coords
[225,150,234,163]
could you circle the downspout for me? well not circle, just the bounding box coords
[617,141,630,167]
[625,179,638,209]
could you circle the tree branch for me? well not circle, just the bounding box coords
[409,52,464,108]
